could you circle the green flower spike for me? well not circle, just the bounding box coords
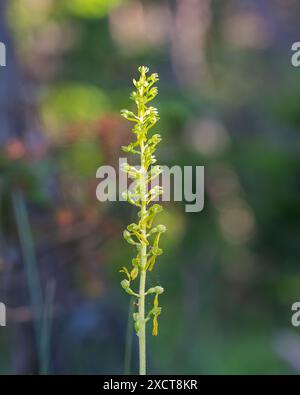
[119,66,166,375]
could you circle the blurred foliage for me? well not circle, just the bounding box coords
[1,0,300,374]
[64,0,123,19]
[43,84,110,133]
[61,137,103,178]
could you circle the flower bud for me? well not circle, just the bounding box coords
[150,165,162,177]
[123,230,136,245]
[138,65,149,74]
[157,225,166,233]
[151,134,162,144]
[121,279,130,290]
[149,73,159,82]
[150,204,163,214]
[130,266,139,280]
[152,247,163,256]
[127,223,138,232]
[121,162,131,172]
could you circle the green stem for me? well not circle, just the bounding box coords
[138,116,147,375]
[12,189,46,374]
[138,268,146,375]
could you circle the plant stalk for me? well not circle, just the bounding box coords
[139,135,147,375]
[12,189,47,374]
[120,66,164,376]
[138,268,146,375]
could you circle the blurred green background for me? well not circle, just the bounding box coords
[0,0,300,374]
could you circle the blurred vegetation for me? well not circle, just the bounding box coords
[0,0,300,374]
